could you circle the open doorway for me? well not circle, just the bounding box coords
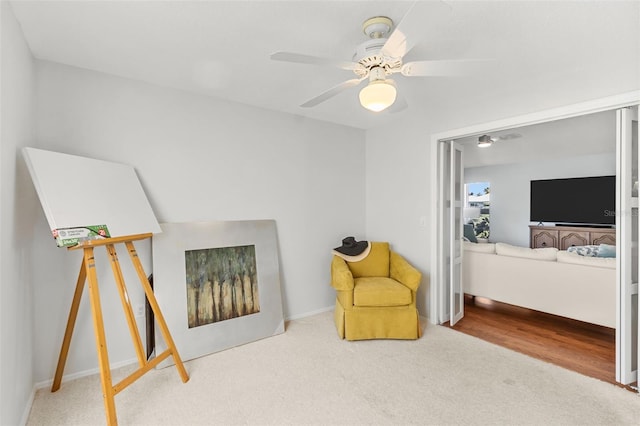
[428,94,639,388]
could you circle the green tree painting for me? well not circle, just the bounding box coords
[184,245,260,328]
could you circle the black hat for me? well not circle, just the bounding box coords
[333,237,371,262]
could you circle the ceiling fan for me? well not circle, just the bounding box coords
[477,133,522,148]
[271,3,477,113]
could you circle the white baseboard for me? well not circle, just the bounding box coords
[419,314,431,324]
[33,357,139,390]
[19,387,36,426]
[285,305,333,321]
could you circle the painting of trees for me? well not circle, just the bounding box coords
[184,245,260,328]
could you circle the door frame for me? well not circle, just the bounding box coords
[428,90,640,326]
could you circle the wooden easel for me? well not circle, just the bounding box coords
[51,233,189,425]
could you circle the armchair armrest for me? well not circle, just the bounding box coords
[331,256,354,291]
[390,251,421,291]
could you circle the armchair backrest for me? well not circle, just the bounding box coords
[347,242,390,278]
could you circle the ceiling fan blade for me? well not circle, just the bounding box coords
[300,78,366,108]
[401,59,492,77]
[380,1,452,59]
[270,51,364,72]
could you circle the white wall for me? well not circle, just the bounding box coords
[365,71,639,321]
[465,153,616,247]
[364,116,434,315]
[0,2,37,424]
[32,61,366,383]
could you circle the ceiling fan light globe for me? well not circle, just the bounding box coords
[359,80,397,112]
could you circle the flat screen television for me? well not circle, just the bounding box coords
[530,175,616,226]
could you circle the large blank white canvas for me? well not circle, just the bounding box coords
[23,147,161,238]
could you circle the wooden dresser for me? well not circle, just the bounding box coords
[529,225,616,250]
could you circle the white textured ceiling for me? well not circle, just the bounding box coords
[457,110,617,168]
[9,0,640,130]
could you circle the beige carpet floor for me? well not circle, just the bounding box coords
[27,311,640,425]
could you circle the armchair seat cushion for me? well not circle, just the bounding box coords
[353,277,412,307]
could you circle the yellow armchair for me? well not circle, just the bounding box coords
[330,242,422,340]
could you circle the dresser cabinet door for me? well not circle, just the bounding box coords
[591,231,616,246]
[531,229,558,248]
[559,231,590,250]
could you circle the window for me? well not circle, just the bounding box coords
[464,182,490,240]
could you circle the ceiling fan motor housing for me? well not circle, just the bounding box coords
[353,39,386,63]
[352,39,402,77]
[353,16,402,78]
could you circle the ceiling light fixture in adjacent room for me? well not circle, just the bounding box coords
[477,135,494,148]
[359,67,396,112]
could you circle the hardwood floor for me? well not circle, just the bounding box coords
[446,295,636,391]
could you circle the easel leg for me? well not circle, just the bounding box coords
[106,244,146,367]
[125,241,189,383]
[52,259,86,392]
[84,247,118,425]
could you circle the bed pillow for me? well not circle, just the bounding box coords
[495,242,558,261]
[597,244,616,258]
[557,251,616,269]
[567,245,600,257]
